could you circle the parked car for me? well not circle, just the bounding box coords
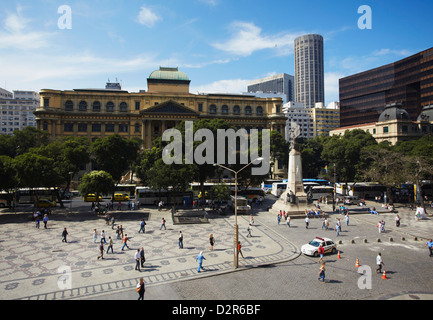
[112,193,130,202]
[35,199,57,208]
[301,237,337,257]
[84,194,103,202]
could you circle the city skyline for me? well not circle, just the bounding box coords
[0,0,432,105]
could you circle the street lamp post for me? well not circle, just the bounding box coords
[214,157,263,269]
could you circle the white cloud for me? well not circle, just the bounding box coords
[373,48,413,57]
[212,21,301,57]
[136,6,161,28]
[324,72,345,104]
[0,5,55,49]
[191,78,249,94]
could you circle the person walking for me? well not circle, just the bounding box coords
[286,216,291,228]
[106,236,114,254]
[160,217,166,230]
[305,216,310,229]
[237,241,244,258]
[110,216,115,229]
[336,223,340,237]
[93,229,98,243]
[140,247,146,267]
[196,251,206,272]
[318,243,324,262]
[209,234,215,251]
[376,253,384,274]
[247,223,252,237]
[97,241,104,260]
[136,278,145,300]
[43,214,49,229]
[318,261,326,282]
[100,230,107,244]
[345,213,349,226]
[138,219,146,233]
[116,226,121,240]
[178,231,184,249]
[135,249,141,271]
[62,228,68,243]
[121,234,130,251]
[425,239,433,257]
[395,214,401,227]
[277,213,281,225]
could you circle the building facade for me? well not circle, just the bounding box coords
[330,103,433,145]
[294,34,325,108]
[34,67,287,173]
[283,101,340,141]
[0,88,39,135]
[339,47,433,127]
[312,102,340,137]
[247,73,294,103]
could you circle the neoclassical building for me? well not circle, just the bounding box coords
[35,67,287,175]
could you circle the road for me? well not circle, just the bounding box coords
[1,196,432,303]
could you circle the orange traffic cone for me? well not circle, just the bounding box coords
[337,251,341,259]
[355,258,360,267]
[382,269,388,279]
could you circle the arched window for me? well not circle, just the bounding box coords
[245,105,252,115]
[79,101,87,112]
[65,100,73,111]
[256,106,263,115]
[209,104,217,114]
[221,105,228,114]
[233,105,240,114]
[120,102,128,112]
[106,101,114,112]
[92,101,101,112]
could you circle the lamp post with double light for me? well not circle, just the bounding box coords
[213,157,264,269]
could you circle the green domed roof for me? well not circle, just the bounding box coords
[149,67,189,81]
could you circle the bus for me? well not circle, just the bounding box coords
[302,179,330,186]
[309,186,334,201]
[15,188,58,204]
[235,187,266,202]
[260,179,282,193]
[135,187,193,206]
[189,182,235,198]
[228,195,251,214]
[114,184,136,197]
[348,183,386,199]
[271,182,287,197]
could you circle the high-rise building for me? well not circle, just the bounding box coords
[294,34,325,108]
[0,88,39,135]
[339,47,433,127]
[247,73,294,103]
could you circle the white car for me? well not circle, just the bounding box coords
[301,237,337,257]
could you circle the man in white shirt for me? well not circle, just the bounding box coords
[376,253,384,274]
[305,216,310,229]
[135,249,141,271]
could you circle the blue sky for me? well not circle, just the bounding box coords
[0,0,432,104]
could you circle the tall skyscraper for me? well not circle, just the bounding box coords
[339,47,433,127]
[294,34,324,108]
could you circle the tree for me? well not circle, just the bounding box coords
[0,156,16,208]
[78,171,114,206]
[90,134,142,185]
[32,136,90,207]
[360,144,407,202]
[12,153,61,208]
[321,129,377,184]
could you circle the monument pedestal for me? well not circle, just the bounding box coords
[271,149,310,218]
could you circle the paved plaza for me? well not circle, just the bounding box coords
[1,197,433,300]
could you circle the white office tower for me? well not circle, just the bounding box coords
[294,34,324,108]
